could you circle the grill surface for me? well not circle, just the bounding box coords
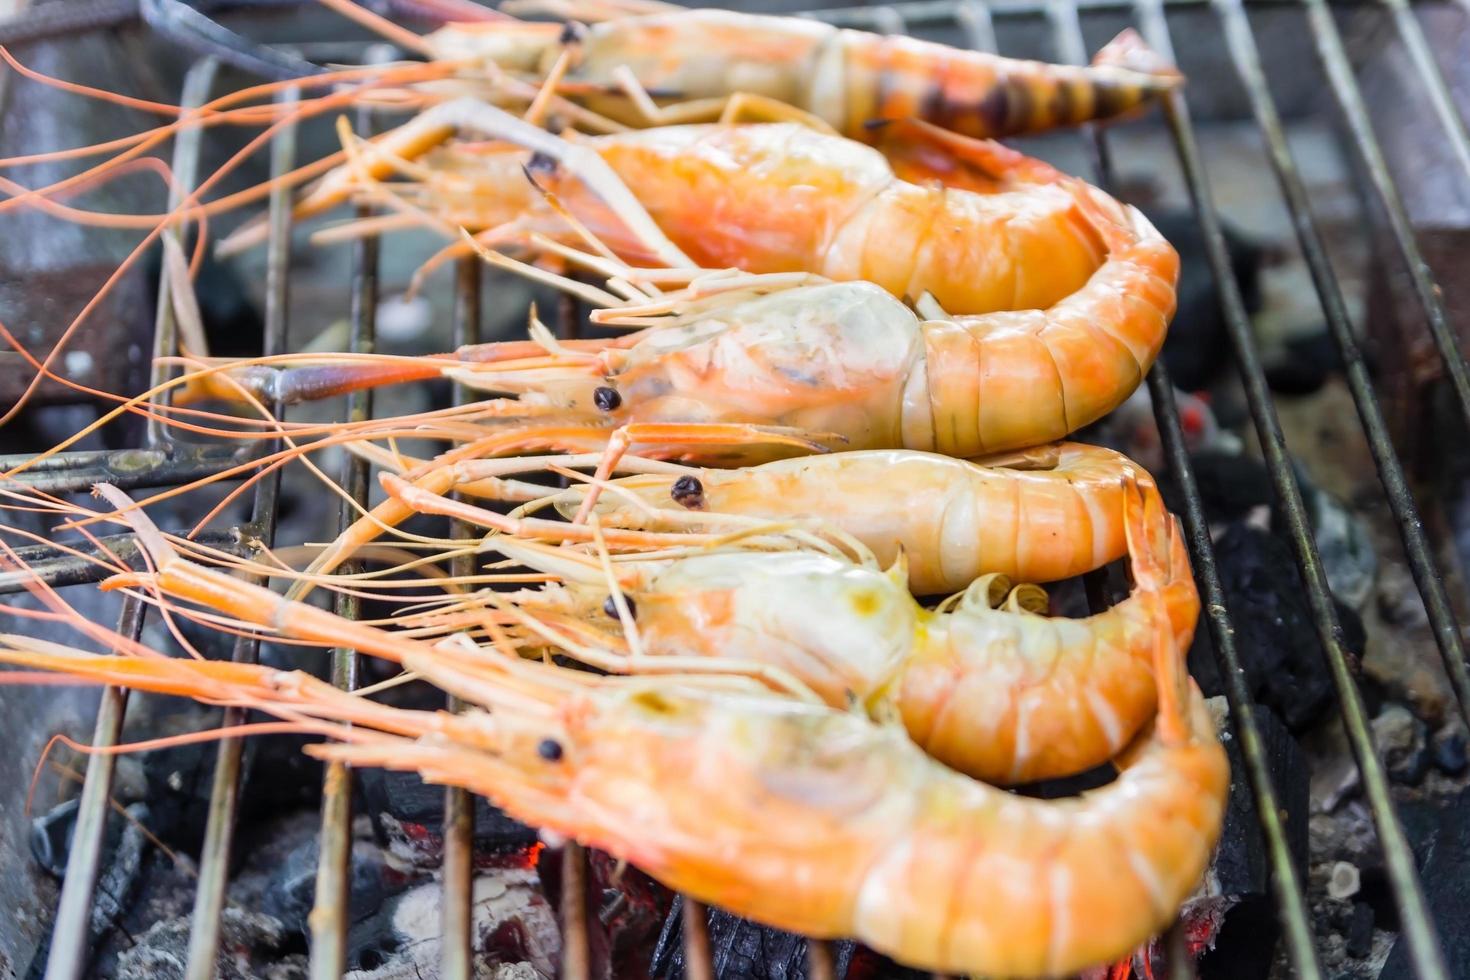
[5,1,1470,977]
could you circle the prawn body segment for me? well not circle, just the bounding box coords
[329,679,1227,978]
[431,9,1180,140]
[556,443,1153,594]
[563,123,1107,314]
[496,476,1201,783]
[455,281,923,452]
[911,204,1180,455]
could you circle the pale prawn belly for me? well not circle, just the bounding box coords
[617,282,922,443]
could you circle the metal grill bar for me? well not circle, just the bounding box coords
[37,55,223,980]
[182,85,299,980]
[440,255,483,980]
[1224,0,1470,740]
[1381,0,1470,186]
[0,528,244,593]
[1301,0,1470,436]
[23,2,1470,977]
[147,58,218,446]
[0,443,250,496]
[1133,2,1448,976]
[1042,7,1191,978]
[310,119,379,977]
[41,596,144,980]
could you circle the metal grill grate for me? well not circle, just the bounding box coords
[8,1,1470,977]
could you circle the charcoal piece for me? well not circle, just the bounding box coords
[1345,902,1375,960]
[1158,450,1274,525]
[1433,724,1469,776]
[114,907,297,980]
[358,769,537,867]
[1371,705,1430,786]
[1149,208,1264,393]
[1186,524,1350,732]
[238,732,326,817]
[30,798,79,878]
[1301,481,1378,612]
[262,828,396,939]
[653,898,856,980]
[1196,705,1310,980]
[585,850,672,980]
[22,803,154,980]
[1378,788,1470,978]
[1263,330,1347,397]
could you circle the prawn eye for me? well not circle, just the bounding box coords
[593,386,622,412]
[537,738,564,762]
[526,151,558,177]
[671,476,705,509]
[603,595,636,619]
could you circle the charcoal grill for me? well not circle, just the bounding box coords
[3,0,1470,977]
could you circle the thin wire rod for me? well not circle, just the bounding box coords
[1217,0,1470,733]
[680,898,713,980]
[0,444,250,497]
[42,596,145,980]
[1381,0,1470,185]
[309,108,379,980]
[1054,6,1318,973]
[147,57,218,448]
[806,941,836,980]
[440,256,481,980]
[1300,0,1470,438]
[46,58,216,980]
[957,0,999,50]
[561,842,591,980]
[182,84,298,980]
[1135,3,1449,976]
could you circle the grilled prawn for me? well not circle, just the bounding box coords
[387,469,1197,784]
[483,442,1159,595]
[0,486,1226,979]
[335,0,1180,141]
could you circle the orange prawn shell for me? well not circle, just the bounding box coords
[610,282,920,450]
[569,445,1155,594]
[580,124,1104,314]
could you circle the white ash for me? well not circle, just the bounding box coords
[345,870,560,980]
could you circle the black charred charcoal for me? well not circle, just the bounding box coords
[1196,705,1309,980]
[259,824,396,939]
[652,898,857,980]
[1157,450,1274,526]
[1371,705,1430,786]
[1263,330,1347,397]
[30,798,79,878]
[24,803,153,980]
[581,850,674,980]
[1378,788,1470,978]
[1186,524,1351,732]
[1433,724,1469,776]
[1148,208,1264,393]
[1345,902,1376,960]
[357,768,538,867]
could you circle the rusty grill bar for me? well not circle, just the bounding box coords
[9,0,1470,977]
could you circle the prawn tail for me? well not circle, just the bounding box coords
[1121,472,1192,746]
[1091,29,1184,88]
